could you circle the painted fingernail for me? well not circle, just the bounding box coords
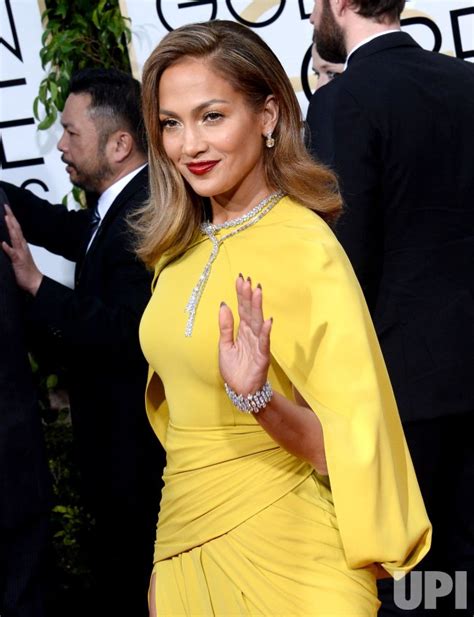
[238,272,244,279]
[246,276,252,283]
[270,317,273,324]
[257,283,262,290]
[220,301,226,307]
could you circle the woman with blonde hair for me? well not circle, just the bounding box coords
[136,19,430,616]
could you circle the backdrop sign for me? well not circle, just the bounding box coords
[0,0,75,286]
[0,0,473,285]
[119,0,474,111]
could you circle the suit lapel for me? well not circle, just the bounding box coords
[75,166,148,286]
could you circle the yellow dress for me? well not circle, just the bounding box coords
[140,197,431,616]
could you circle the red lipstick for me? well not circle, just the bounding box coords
[186,161,219,176]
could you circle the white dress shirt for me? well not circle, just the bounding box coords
[86,163,147,252]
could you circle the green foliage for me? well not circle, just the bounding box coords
[45,408,94,593]
[34,0,131,126]
[30,351,94,596]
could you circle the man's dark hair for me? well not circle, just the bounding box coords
[350,0,405,23]
[69,67,147,153]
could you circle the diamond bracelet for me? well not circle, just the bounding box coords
[224,381,273,414]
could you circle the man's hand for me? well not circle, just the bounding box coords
[2,203,43,296]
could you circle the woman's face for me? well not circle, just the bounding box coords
[312,45,343,90]
[158,57,277,207]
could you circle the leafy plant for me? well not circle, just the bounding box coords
[45,409,95,597]
[34,0,131,130]
[29,348,94,614]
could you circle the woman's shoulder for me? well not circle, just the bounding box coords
[270,196,336,237]
[264,196,342,257]
[231,195,355,290]
[151,234,206,281]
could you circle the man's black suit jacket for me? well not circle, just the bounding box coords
[0,169,164,517]
[0,198,51,529]
[307,33,474,423]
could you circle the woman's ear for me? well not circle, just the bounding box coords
[261,95,279,137]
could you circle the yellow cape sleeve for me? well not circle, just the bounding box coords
[257,212,431,576]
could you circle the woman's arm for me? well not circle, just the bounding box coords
[256,388,327,475]
[218,274,327,474]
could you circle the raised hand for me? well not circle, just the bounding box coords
[218,274,272,396]
[1,204,43,295]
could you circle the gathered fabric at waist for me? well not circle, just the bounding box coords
[154,420,313,563]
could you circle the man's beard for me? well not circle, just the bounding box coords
[62,152,113,194]
[314,0,347,65]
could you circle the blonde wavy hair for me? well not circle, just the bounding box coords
[133,20,342,267]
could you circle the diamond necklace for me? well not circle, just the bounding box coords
[184,190,284,337]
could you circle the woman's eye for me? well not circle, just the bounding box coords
[203,111,223,123]
[327,72,338,80]
[312,69,320,77]
[160,118,179,130]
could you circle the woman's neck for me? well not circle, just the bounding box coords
[210,186,275,225]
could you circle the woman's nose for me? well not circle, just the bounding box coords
[181,125,207,158]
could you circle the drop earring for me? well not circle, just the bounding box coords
[265,132,275,148]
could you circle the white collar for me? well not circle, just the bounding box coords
[97,163,147,221]
[85,163,146,253]
[344,30,401,71]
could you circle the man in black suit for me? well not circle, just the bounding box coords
[0,195,52,617]
[1,69,165,616]
[307,1,474,615]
